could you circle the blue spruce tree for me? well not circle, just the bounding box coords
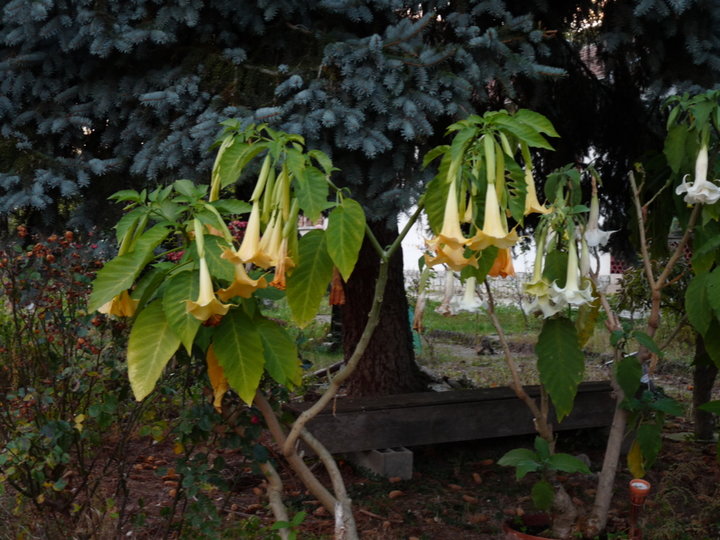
[2,1,718,394]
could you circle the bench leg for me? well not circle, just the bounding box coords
[348,447,413,480]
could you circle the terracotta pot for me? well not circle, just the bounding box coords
[503,514,558,540]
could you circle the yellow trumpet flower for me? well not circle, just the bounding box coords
[523,167,551,215]
[186,257,231,322]
[488,248,515,278]
[426,178,477,270]
[268,237,295,290]
[206,345,229,413]
[217,249,268,300]
[467,182,518,251]
[427,178,468,251]
[424,244,478,271]
[98,290,138,317]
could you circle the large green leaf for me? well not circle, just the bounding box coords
[616,354,642,399]
[663,124,689,173]
[163,270,201,354]
[493,115,553,150]
[127,301,181,401]
[255,317,302,387]
[213,137,267,189]
[685,273,713,335]
[89,224,170,312]
[636,423,662,470]
[286,230,334,327]
[547,453,591,474]
[514,109,560,138]
[542,250,568,288]
[575,290,600,347]
[294,166,330,221]
[536,317,585,421]
[706,267,720,318]
[423,176,447,234]
[184,235,235,283]
[698,400,720,415]
[703,318,720,367]
[213,308,265,405]
[326,199,366,281]
[531,480,554,511]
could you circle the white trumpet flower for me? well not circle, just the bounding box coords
[675,144,720,205]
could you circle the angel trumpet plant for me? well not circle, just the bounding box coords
[675,142,720,205]
[524,227,567,318]
[521,144,551,216]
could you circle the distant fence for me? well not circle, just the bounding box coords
[404,270,618,305]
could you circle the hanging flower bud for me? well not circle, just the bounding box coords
[329,267,346,305]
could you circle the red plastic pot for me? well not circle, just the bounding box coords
[503,514,558,540]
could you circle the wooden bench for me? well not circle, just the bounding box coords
[287,381,614,454]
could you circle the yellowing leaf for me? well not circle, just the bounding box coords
[206,345,229,412]
[627,440,645,478]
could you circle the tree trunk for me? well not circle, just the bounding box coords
[342,218,429,397]
[693,333,718,441]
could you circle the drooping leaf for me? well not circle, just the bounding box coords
[547,453,591,475]
[213,308,265,405]
[211,199,252,216]
[163,270,201,354]
[536,317,585,421]
[542,250,568,288]
[534,436,551,461]
[213,137,268,189]
[698,400,720,415]
[498,448,538,467]
[531,480,554,511]
[632,331,663,358]
[127,301,181,401]
[616,354,642,399]
[206,345,229,412]
[326,198,366,281]
[294,166,330,221]
[255,317,302,387]
[89,224,171,312]
[663,124,689,173]
[685,273,712,335]
[575,288,601,347]
[493,115,554,150]
[514,109,560,138]
[636,423,662,470]
[704,318,720,367]
[423,176,447,233]
[460,245,498,283]
[627,440,645,478]
[286,230,334,327]
[705,267,720,317]
[184,235,235,283]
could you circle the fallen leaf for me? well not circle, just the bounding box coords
[462,495,478,504]
[388,490,404,499]
[472,472,482,484]
[448,483,463,491]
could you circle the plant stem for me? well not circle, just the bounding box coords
[483,281,553,443]
[259,461,290,540]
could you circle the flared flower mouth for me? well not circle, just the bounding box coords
[186,257,231,321]
[98,290,138,317]
[523,168,551,216]
[268,237,295,290]
[467,182,519,251]
[424,243,478,271]
[549,239,593,307]
[675,144,720,205]
[217,249,268,300]
[584,179,616,247]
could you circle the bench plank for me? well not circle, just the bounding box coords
[287,382,614,454]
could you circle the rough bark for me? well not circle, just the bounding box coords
[693,333,718,441]
[342,218,428,396]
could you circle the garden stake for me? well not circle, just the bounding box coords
[628,478,651,540]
